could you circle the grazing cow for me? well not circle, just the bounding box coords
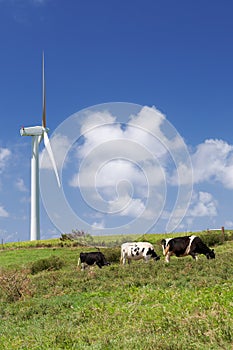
[120,242,160,265]
[78,251,110,271]
[161,235,215,263]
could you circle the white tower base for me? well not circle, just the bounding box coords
[30,136,40,241]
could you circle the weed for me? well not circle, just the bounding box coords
[31,256,64,274]
[0,269,32,302]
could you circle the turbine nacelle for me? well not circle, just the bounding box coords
[20,126,49,137]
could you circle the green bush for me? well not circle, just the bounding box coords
[199,232,224,247]
[102,248,121,263]
[31,256,64,275]
[226,231,233,241]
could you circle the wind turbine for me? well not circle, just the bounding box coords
[20,53,61,241]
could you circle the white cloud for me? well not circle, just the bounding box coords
[92,220,105,229]
[80,110,117,136]
[0,147,11,173]
[129,105,165,135]
[169,161,193,186]
[170,138,233,189]
[191,139,233,189]
[0,205,9,218]
[65,105,192,233]
[188,191,218,217]
[108,195,145,218]
[70,107,175,192]
[77,107,169,162]
[80,160,146,190]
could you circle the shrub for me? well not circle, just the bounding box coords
[226,231,233,241]
[31,256,64,275]
[199,232,223,247]
[102,248,121,263]
[0,270,32,302]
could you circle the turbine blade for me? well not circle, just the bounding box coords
[44,132,61,187]
[42,52,46,129]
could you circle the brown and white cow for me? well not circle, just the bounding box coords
[161,235,215,263]
[120,242,160,265]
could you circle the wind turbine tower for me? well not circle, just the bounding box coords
[20,53,60,241]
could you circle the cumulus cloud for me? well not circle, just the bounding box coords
[191,139,233,189]
[67,105,192,227]
[188,191,218,217]
[108,195,145,217]
[70,106,184,192]
[77,106,174,162]
[71,159,158,193]
[36,103,233,234]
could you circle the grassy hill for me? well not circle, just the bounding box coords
[0,232,232,349]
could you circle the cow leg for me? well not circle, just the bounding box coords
[121,257,126,265]
[164,245,170,256]
[120,256,126,265]
[81,262,86,271]
[143,256,150,263]
[165,252,171,263]
[189,250,198,260]
[121,251,127,265]
[96,262,103,268]
[121,255,126,265]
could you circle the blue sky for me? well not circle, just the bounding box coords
[0,0,233,242]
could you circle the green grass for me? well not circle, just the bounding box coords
[0,233,232,349]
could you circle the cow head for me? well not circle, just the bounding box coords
[154,255,160,261]
[161,239,166,246]
[148,248,160,261]
[206,249,215,259]
[101,255,111,266]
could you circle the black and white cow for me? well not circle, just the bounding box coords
[120,242,160,265]
[78,251,110,271]
[161,235,215,263]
